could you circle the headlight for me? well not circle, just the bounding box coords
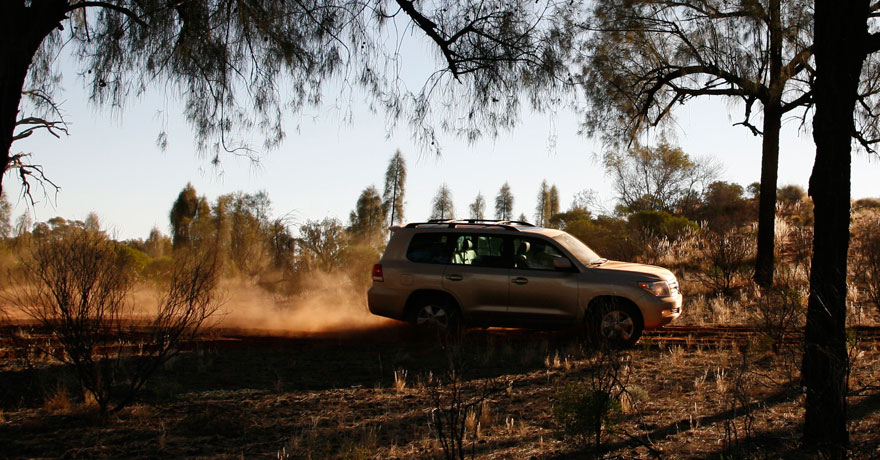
[639,280,671,297]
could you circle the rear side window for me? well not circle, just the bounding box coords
[451,235,508,267]
[406,233,451,263]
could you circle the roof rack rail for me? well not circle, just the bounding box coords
[404,219,535,230]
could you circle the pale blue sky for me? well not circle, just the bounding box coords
[6,49,878,241]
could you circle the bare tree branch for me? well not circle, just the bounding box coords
[7,152,60,206]
[66,1,147,27]
[13,117,68,141]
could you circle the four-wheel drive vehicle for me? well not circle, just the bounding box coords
[367,219,682,346]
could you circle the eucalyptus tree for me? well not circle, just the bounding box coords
[469,192,486,220]
[495,182,515,220]
[350,185,387,244]
[382,150,407,226]
[144,227,172,259]
[579,0,813,286]
[603,142,717,215]
[535,180,551,225]
[548,185,560,217]
[3,1,572,201]
[802,1,880,455]
[298,217,348,273]
[535,181,561,225]
[229,191,274,276]
[430,183,455,220]
[0,192,11,238]
[14,213,33,239]
[169,183,200,249]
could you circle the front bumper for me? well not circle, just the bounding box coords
[641,293,683,329]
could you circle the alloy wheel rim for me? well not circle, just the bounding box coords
[600,310,633,340]
[416,305,449,329]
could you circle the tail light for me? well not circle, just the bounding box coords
[371,264,384,282]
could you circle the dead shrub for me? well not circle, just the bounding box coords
[425,348,499,460]
[850,213,880,314]
[43,385,74,415]
[696,227,754,296]
[552,348,631,453]
[8,226,221,414]
[720,347,757,459]
[749,266,808,354]
[427,371,497,460]
[777,221,813,267]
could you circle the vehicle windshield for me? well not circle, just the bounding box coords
[553,232,603,265]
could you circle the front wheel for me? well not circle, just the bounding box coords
[588,299,644,348]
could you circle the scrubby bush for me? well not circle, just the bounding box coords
[342,243,383,294]
[748,266,808,353]
[624,210,699,266]
[776,184,814,227]
[118,245,152,280]
[850,210,880,313]
[426,355,496,460]
[8,225,221,414]
[696,181,756,231]
[564,216,641,261]
[553,384,621,451]
[696,228,754,296]
[773,217,813,267]
[854,198,880,210]
[627,210,699,242]
[552,349,630,452]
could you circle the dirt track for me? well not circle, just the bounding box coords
[206,322,880,348]
[3,322,879,360]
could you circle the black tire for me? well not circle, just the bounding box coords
[588,298,644,348]
[409,295,461,337]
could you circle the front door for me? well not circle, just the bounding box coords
[507,236,580,327]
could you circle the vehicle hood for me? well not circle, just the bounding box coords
[590,260,675,281]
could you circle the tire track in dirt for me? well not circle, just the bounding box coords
[642,325,880,347]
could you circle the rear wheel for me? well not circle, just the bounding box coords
[409,295,461,338]
[588,298,644,347]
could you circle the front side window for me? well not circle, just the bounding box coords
[450,234,507,267]
[512,237,570,271]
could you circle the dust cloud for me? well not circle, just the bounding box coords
[9,272,401,338]
[204,272,394,336]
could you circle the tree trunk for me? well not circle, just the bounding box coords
[802,0,868,456]
[754,0,783,289]
[754,104,781,288]
[0,2,67,197]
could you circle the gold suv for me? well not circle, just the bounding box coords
[368,219,682,345]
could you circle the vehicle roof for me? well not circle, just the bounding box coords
[392,219,563,237]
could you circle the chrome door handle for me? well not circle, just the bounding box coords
[512,277,528,285]
[445,274,463,281]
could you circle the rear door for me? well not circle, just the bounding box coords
[441,233,511,325]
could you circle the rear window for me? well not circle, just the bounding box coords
[406,233,451,264]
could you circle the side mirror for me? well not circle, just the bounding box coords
[553,258,573,270]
